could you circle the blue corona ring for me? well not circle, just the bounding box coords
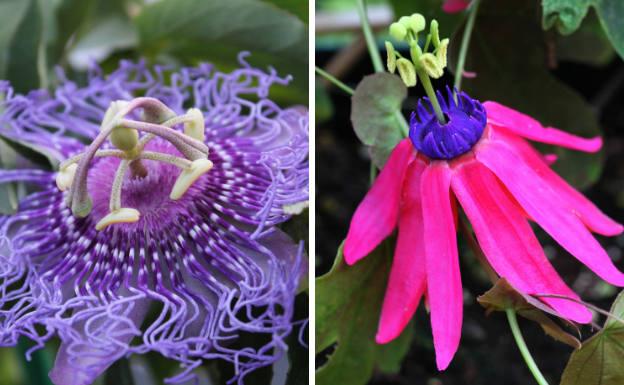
[409,88,487,160]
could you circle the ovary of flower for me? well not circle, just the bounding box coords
[95,207,141,231]
[170,158,214,200]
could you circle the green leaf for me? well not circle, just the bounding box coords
[542,0,593,35]
[262,0,308,23]
[555,9,615,66]
[455,0,603,189]
[316,241,413,385]
[350,73,405,169]
[594,0,624,60]
[542,0,624,60]
[560,291,624,385]
[0,0,44,92]
[135,0,308,101]
[477,279,581,349]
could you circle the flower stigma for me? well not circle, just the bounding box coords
[386,13,487,160]
[55,97,213,231]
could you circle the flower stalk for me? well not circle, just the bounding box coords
[505,308,550,385]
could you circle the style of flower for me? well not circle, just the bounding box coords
[0,54,308,385]
[344,88,623,371]
[442,0,471,13]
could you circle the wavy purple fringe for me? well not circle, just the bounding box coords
[0,54,308,385]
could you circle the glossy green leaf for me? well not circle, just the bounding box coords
[316,241,414,385]
[262,0,308,23]
[560,290,624,385]
[542,0,624,59]
[454,0,603,189]
[478,279,581,349]
[135,0,308,100]
[0,0,44,92]
[350,73,405,168]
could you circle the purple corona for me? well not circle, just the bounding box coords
[409,88,487,160]
[0,54,308,385]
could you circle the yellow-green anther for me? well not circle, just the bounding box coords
[110,126,139,152]
[420,53,444,78]
[396,58,417,87]
[184,108,206,142]
[389,22,407,41]
[430,19,441,47]
[170,158,214,200]
[437,38,449,68]
[95,208,140,231]
[101,100,129,130]
[385,41,397,73]
[408,13,426,33]
[55,163,78,192]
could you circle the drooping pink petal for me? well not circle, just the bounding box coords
[483,101,602,153]
[476,140,624,286]
[344,139,415,265]
[491,129,623,236]
[452,160,592,323]
[376,158,427,344]
[421,163,463,370]
[442,0,471,13]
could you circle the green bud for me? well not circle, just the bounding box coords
[408,13,426,33]
[430,19,441,47]
[110,126,139,152]
[396,58,417,87]
[385,41,397,73]
[420,53,443,79]
[389,22,407,41]
[437,38,449,68]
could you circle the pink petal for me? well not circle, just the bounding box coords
[442,0,471,13]
[376,159,427,344]
[421,163,462,370]
[492,129,623,236]
[483,101,602,153]
[476,140,624,286]
[543,153,558,165]
[452,160,592,323]
[344,139,414,265]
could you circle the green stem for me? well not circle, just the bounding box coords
[505,309,550,385]
[454,0,481,91]
[417,70,446,123]
[355,0,384,73]
[315,67,354,95]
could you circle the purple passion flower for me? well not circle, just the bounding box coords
[0,54,308,385]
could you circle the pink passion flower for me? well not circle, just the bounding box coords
[343,89,624,371]
[442,0,471,13]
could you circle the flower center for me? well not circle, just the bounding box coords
[55,97,213,231]
[409,89,487,160]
